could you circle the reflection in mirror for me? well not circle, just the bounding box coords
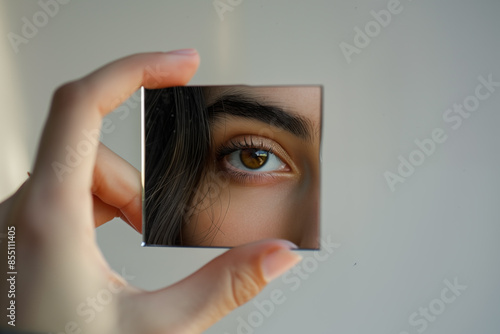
[142,85,322,249]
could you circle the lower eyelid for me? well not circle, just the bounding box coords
[221,168,283,185]
[224,169,278,184]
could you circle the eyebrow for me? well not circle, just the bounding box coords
[206,93,314,141]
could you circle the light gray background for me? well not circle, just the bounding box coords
[1,1,499,333]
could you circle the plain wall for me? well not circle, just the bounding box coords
[1,1,499,333]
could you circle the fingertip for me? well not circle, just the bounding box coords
[260,243,303,283]
[164,48,198,56]
[275,239,299,250]
[142,49,200,89]
[164,48,200,70]
[229,238,302,283]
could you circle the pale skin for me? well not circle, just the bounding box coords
[0,50,302,333]
[183,86,321,249]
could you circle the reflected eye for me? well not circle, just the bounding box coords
[227,148,285,172]
[215,136,292,184]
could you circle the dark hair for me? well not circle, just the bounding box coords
[144,87,210,245]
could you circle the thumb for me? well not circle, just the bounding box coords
[136,239,302,333]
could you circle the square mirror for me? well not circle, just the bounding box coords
[142,85,322,249]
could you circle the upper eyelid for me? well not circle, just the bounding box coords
[215,136,283,161]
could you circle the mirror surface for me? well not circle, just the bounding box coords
[142,85,322,248]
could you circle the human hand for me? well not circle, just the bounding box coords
[0,50,302,333]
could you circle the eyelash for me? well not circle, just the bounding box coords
[215,136,288,184]
[216,136,273,158]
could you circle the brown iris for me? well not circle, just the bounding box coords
[240,149,269,169]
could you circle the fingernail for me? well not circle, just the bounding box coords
[261,247,302,282]
[165,48,198,56]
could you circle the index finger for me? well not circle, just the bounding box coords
[32,50,199,193]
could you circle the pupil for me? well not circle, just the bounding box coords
[240,149,268,169]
